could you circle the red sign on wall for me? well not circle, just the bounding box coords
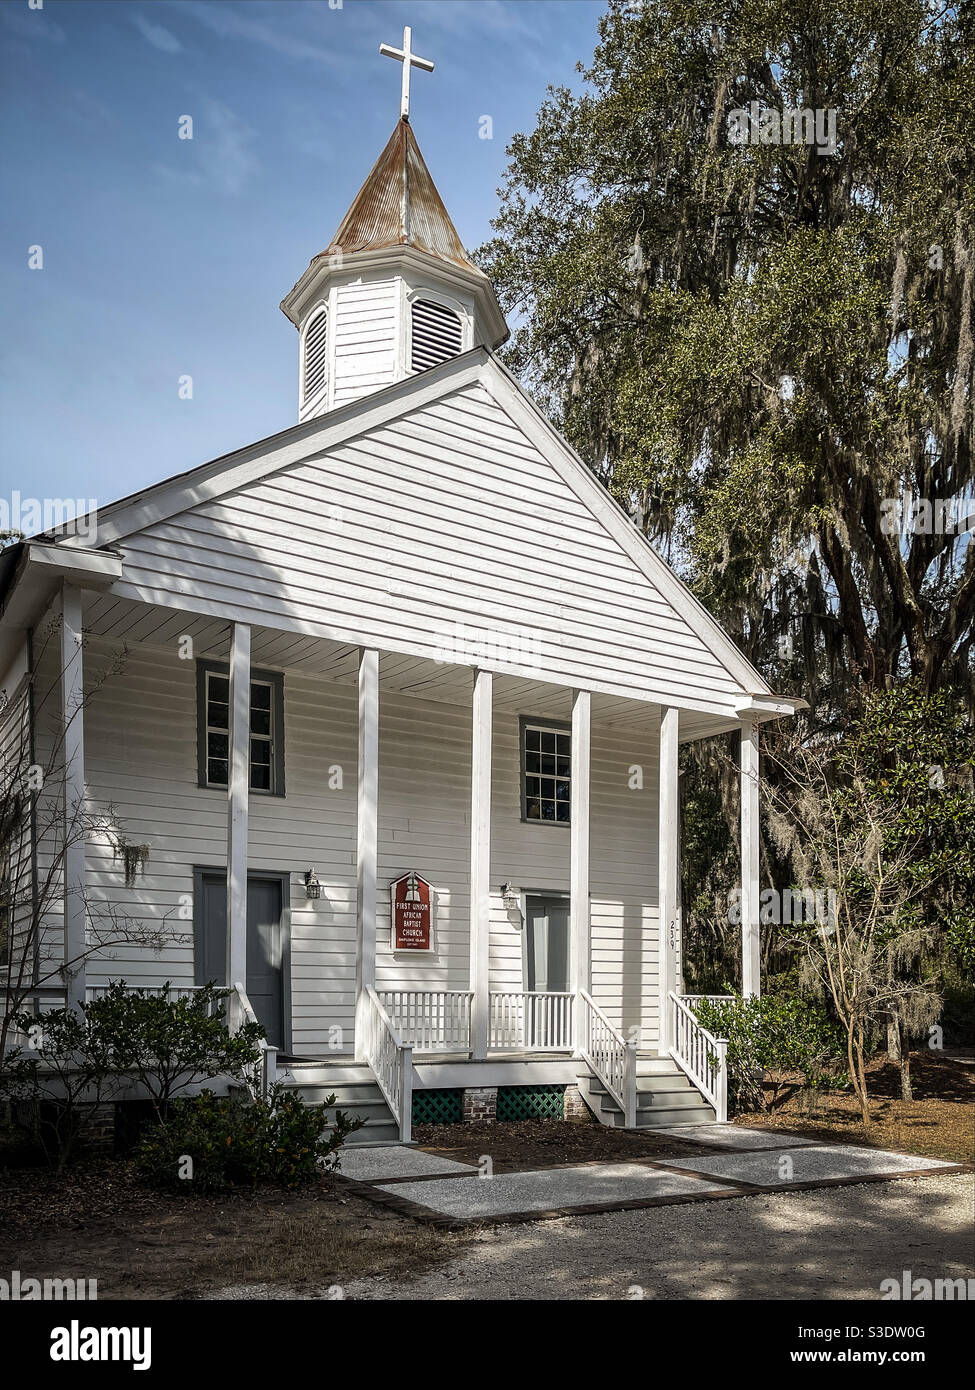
[391,871,433,951]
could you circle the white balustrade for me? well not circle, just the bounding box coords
[670,991,728,1122]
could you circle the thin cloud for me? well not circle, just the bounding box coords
[155,98,258,196]
[178,0,341,67]
[131,12,183,55]
[0,5,66,43]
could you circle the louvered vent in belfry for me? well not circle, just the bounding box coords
[303,308,328,400]
[411,299,463,372]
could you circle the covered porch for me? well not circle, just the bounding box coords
[49,582,789,1140]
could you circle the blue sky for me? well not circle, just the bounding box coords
[0,0,603,517]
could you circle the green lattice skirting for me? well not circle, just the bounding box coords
[412,1088,464,1125]
[496,1085,566,1121]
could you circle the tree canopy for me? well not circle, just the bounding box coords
[478,0,974,716]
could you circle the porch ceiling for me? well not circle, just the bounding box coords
[83,594,740,737]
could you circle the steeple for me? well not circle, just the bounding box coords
[280,27,508,422]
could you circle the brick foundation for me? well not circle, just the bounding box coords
[563,1084,592,1123]
[462,1086,497,1123]
[76,1103,116,1155]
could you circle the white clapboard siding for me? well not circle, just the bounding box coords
[331,278,399,407]
[114,381,743,714]
[78,637,664,1052]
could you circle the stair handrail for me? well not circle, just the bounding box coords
[232,981,278,1101]
[669,991,728,1123]
[579,989,637,1128]
[359,987,413,1143]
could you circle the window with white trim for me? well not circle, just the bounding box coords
[410,297,463,372]
[197,662,284,795]
[303,306,329,401]
[521,719,571,824]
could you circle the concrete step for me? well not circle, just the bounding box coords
[287,1082,385,1104]
[578,1070,715,1131]
[588,1075,699,1101]
[336,1119,401,1145]
[280,1062,374,1086]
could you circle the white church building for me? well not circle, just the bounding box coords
[0,30,802,1143]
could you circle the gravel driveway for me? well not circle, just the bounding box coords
[343,1172,974,1300]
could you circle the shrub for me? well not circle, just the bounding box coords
[0,1007,118,1171]
[86,982,266,1119]
[694,994,846,1113]
[134,1084,363,1192]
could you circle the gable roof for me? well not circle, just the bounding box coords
[51,349,775,702]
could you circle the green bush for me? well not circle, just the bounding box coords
[134,1084,362,1192]
[0,1007,118,1171]
[85,981,265,1119]
[694,994,846,1113]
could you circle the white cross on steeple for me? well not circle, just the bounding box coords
[379,25,434,122]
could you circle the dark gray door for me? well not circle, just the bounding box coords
[198,872,285,1049]
[525,896,570,992]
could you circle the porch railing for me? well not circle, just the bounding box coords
[85,983,214,1008]
[579,990,637,1126]
[378,989,473,1053]
[231,981,279,1101]
[488,991,574,1052]
[358,987,412,1143]
[669,991,728,1123]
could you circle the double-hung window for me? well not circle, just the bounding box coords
[197,662,284,795]
[521,718,571,824]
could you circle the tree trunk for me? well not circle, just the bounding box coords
[899,1049,913,1102]
[887,1014,902,1062]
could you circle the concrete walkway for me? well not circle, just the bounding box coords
[336,1127,962,1228]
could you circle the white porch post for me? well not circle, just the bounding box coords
[226,622,251,1017]
[740,719,761,998]
[354,648,379,1050]
[469,669,492,1060]
[658,706,680,1054]
[61,585,86,1014]
[570,690,591,1051]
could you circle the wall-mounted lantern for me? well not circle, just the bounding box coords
[500,881,520,912]
[304,868,323,901]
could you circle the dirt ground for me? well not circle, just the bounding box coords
[411,1117,727,1169]
[0,1161,463,1299]
[735,1053,975,1164]
[1,1052,968,1300]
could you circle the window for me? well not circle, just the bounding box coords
[521,718,570,824]
[410,298,463,372]
[303,306,328,401]
[197,662,284,795]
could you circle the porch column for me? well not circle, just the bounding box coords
[226,622,251,1011]
[61,584,86,1014]
[355,648,379,1034]
[740,719,761,997]
[570,690,591,1049]
[658,706,680,1054]
[469,669,492,1060]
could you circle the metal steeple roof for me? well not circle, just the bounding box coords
[316,118,478,273]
